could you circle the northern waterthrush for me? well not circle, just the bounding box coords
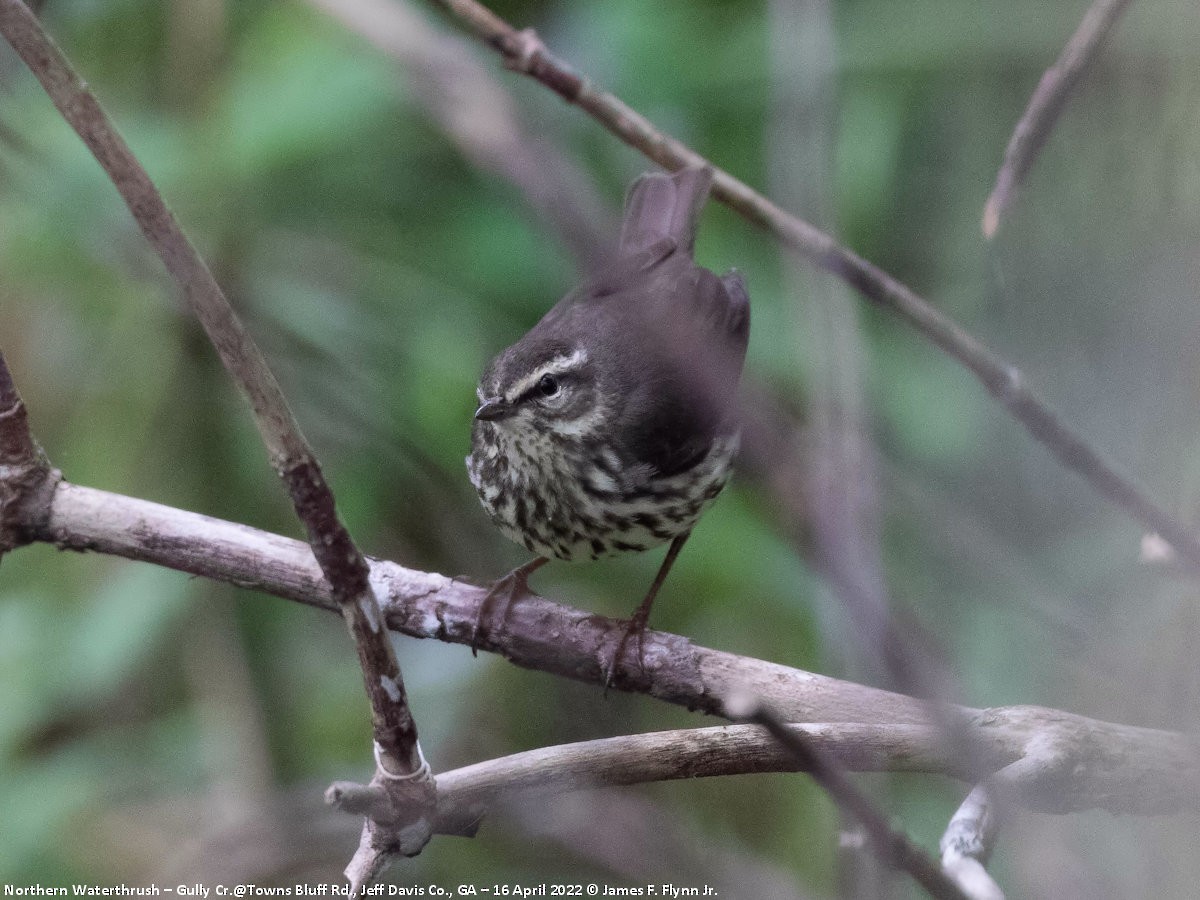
[466,166,749,683]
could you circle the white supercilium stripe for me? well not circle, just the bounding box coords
[504,348,588,402]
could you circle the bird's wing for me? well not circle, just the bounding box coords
[535,166,748,480]
[613,263,750,479]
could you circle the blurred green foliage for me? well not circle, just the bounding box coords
[2,0,1200,895]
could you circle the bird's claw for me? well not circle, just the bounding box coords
[470,557,548,656]
[602,612,650,694]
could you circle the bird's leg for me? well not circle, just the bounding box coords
[604,531,691,689]
[471,556,549,656]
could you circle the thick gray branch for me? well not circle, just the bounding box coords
[29,478,1200,822]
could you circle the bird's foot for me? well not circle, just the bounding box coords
[471,557,548,656]
[600,532,690,693]
[602,606,652,693]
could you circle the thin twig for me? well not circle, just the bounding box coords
[0,0,433,881]
[306,0,614,271]
[0,0,415,764]
[983,0,1136,237]
[422,0,1200,573]
[0,351,57,555]
[941,786,1004,900]
[0,353,38,471]
[728,695,971,900]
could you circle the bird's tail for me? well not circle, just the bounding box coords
[618,166,714,256]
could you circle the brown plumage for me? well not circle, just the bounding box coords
[467,166,749,684]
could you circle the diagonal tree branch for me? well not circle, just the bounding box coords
[4,468,1197,819]
[941,785,1003,900]
[306,0,615,272]
[39,477,928,726]
[420,0,1200,575]
[730,696,971,900]
[2,3,1192,890]
[983,0,1136,238]
[0,1,433,882]
[0,353,58,555]
[4,373,1200,886]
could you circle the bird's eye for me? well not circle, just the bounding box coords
[537,374,560,397]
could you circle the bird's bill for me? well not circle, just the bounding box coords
[474,397,513,421]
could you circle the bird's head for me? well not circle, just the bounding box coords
[473,341,606,439]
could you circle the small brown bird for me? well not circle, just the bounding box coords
[466,166,749,684]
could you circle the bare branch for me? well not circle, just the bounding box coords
[39,480,928,724]
[983,0,1136,237]
[0,351,58,555]
[12,474,1199,822]
[0,355,36,469]
[420,0,1200,574]
[0,0,433,877]
[434,723,959,826]
[307,0,615,271]
[941,786,1004,900]
[3,8,1194,888]
[728,695,970,900]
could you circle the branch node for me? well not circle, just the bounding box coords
[998,365,1023,404]
[329,740,437,885]
[0,353,61,554]
[326,781,391,818]
[940,785,1004,900]
[496,25,585,102]
[502,26,542,73]
[345,822,396,897]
